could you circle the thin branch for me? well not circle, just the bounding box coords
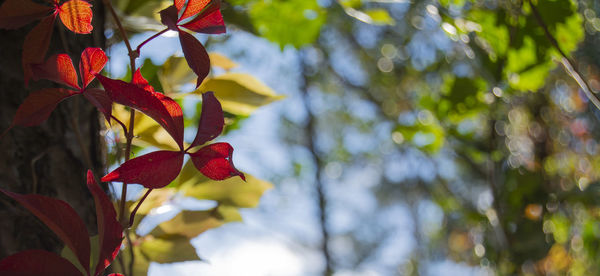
[528,0,600,111]
[135,28,169,54]
[129,188,153,227]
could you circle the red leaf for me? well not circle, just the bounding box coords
[12,88,77,127]
[0,250,83,276]
[159,5,178,31]
[22,15,56,85]
[189,142,245,181]
[132,68,156,93]
[0,0,52,29]
[86,170,123,276]
[178,30,210,88]
[83,88,112,121]
[58,0,93,34]
[182,8,225,34]
[108,274,125,276]
[190,91,223,148]
[80,47,107,88]
[174,0,186,13]
[31,54,80,90]
[179,0,212,22]
[101,151,184,188]
[96,75,185,149]
[0,189,91,274]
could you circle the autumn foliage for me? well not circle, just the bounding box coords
[0,0,243,275]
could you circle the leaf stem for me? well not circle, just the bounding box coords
[135,28,169,54]
[528,0,600,111]
[102,0,136,72]
[128,188,153,227]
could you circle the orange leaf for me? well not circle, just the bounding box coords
[179,0,211,22]
[58,0,93,34]
[32,54,80,90]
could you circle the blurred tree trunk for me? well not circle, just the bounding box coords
[0,2,106,259]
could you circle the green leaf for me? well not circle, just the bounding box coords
[140,234,201,264]
[364,9,395,26]
[233,0,326,49]
[192,72,284,116]
[150,206,242,239]
[179,165,273,208]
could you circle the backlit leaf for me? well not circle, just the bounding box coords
[139,235,200,263]
[97,75,185,148]
[80,48,107,88]
[194,72,284,116]
[181,8,226,34]
[32,54,80,90]
[182,173,272,208]
[150,206,242,238]
[208,52,238,70]
[0,189,91,274]
[190,142,245,181]
[58,0,93,34]
[102,150,184,188]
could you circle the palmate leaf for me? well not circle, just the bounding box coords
[190,142,245,181]
[58,0,93,34]
[102,150,185,189]
[97,74,185,149]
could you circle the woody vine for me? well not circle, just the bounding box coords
[0,0,245,275]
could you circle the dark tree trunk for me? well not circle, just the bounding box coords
[0,2,106,259]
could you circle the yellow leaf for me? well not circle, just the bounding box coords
[209,52,238,71]
[150,206,242,239]
[139,234,200,264]
[193,73,285,116]
[110,105,181,151]
[181,172,273,208]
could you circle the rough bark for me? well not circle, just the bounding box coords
[0,2,105,259]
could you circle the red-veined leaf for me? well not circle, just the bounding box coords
[0,189,90,274]
[190,91,223,148]
[178,30,210,88]
[189,142,245,181]
[58,0,93,34]
[108,274,125,276]
[11,88,77,127]
[132,68,155,93]
[22,15,56,85]
[182,8,225,34]
[159,5,178,31]
[179,0,211,22]
[80,47,107,88]
[31,54,80,89]
[83,88,112,121]
[102,151,184,188]
[0,0,52,29]
[0,250,83,276]
[96,75,185,149]
[86,170,122,276]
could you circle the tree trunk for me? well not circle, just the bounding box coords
[0,2,106,259]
